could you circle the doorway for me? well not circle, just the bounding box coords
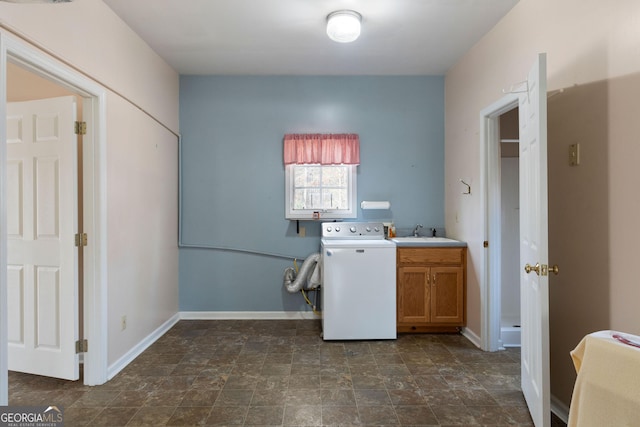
[498,108,521,348]
[482,105,524,350]
[7,63,84,381]
[480,54,551,427]
[1,32,109,403]
[479,93,519,352]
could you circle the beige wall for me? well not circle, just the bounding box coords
[106,94,178,364]
[445,0,640,408]
[1,0,180,369]
[0,0,178,132]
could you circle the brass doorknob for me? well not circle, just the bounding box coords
[524,263,541,275]
[549,265,559,275]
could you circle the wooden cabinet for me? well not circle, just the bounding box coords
[397,247,466,333]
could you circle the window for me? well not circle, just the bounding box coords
[285,164,357,219]
[283,133,359,220]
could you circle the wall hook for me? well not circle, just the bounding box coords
[460,179,471,195]
[502,79,528,94]
[502,79,530,103]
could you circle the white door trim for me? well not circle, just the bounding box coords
[0,31,7,406]
[479,93,519,352]
[0,31,108,401]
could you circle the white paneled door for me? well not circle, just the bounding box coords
[6,96,79,380]
[519,54,550,427]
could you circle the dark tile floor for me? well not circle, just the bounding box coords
[9,319,565,426]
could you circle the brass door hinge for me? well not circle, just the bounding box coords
[75,233,87,247]
[74,121,87,135]
[75,339,88,354]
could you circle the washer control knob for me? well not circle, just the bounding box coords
[366,227,371,232]
[335,227,341,232]
[350,226,357,233]
[374,227,380,232]
[326,226,332,232]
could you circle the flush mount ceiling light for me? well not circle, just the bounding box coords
[326,10,362,43]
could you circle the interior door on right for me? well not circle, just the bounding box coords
[519,53,550,427]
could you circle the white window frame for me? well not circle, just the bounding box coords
[285,164,357,220]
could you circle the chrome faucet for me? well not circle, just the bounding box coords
[413,224,423,237]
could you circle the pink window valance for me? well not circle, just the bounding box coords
[283,133,360,165]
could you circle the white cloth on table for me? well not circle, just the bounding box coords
[568,330,640,427]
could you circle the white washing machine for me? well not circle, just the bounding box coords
[321,222,396,340]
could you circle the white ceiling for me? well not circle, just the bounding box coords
[102,0,519,76]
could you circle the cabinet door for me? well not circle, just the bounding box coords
[430,266,464,324]
[397,266,430,324]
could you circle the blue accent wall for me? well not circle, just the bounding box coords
[179,76,444,311]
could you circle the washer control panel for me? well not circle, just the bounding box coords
[322,222,385,239]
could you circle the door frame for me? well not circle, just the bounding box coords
[479,93,519,352]
[0,31,108,401]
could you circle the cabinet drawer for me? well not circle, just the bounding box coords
[398,247,464,265]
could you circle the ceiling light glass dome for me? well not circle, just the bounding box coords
[326,10,362,43]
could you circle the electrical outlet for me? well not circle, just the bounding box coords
[121,315,127,331]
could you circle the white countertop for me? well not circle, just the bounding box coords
[390,237,467,247]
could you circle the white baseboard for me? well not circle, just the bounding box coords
[551,394,570,423]
[107,313,180,380]
[461,327,482,349]
[179,311,320,320]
